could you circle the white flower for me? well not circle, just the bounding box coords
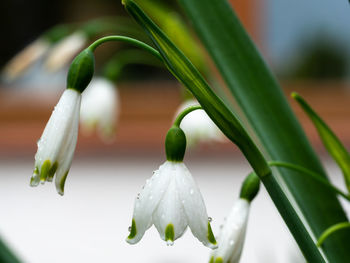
[45,31,87,72]
[175,100,224,146]
[127,161,217,248]
[80,77,119,141]
[210,199,250,263]
[2,38,50,81]
[31,88,81,195]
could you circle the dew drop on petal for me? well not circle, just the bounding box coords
[229,240,234,246]
[149,195,153,200]
[190,189,194,195]
[166,240,174,246]
[208,217,212,222]
[128,226,132,232]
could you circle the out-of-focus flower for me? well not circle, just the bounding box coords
[45,31,87,72]
[80,77,119,141]
[175,99,224,146]
[126,161,217,248]
[210,199,250,263]
[2,39,50,80]
[31,89,81,195]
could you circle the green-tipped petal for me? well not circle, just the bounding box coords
[165,224,175,244]
[207,222,217,246]
[128,219,137,240]
[40,160,52,182]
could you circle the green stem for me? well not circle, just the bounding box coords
[317,222,350,247]
[268,161,350,201]
[173,105,202,127]
[88,35,162,61]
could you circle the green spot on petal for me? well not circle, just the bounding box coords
[207,222,217,245]
[128,219,137,239]
[165,223,175,242]
[58,171,69,195]
[47,161,58,182]
[40,160,52,182]
[215,257,223,263]
[209,256,214,263]
[30,166,40,186]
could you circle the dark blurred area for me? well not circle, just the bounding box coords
[0,0,124,67]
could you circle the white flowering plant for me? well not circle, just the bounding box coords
[19,0,350,263]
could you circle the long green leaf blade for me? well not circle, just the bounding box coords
[122,0,270,176]
[292,92,350,192]
[177,0,350,262]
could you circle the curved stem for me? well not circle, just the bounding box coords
[268,161,350,201]
[317,222,350,247]
[88,35,162,61]
[173,105,202,127]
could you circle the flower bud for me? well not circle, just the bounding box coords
[67,48,95,93]
[165,126,186,162]
[239,172,260,202]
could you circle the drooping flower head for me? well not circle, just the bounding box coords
[210,173,260,263]
[45,31,87,72]
[31,48,95,195]
[2,38,50,81]
[175,99,224,146]
[127,124,217,248]
[80,77,119,141]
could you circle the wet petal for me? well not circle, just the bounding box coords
[153,176,187,244]
[54,105,80,195]
[213,199,249,263]
[126,161,172,244]
[175,162,217,248]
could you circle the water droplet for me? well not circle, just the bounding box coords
[208,217,212,222]
[149,195,153,200]
[229,240,234,246]
[128,226,132,232]
[190,189,194,195]
[166,240,174,246]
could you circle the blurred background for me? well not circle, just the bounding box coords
[0,0,349,262]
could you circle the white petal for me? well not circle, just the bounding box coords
[175,100,224,146]
[126,161,173,244]
[175,162,217,248]
[34,89,81,182]
[54,99,80,195]
[214,199,250,263]
[45,31,87,72]
[152,175,187,244]
[80,77,119,141]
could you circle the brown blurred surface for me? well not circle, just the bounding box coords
[0,81,349,158]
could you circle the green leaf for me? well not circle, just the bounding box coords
[177,0,350,262]
[0,237,21,263]
[292,92,350,192]
[122,0,270,176]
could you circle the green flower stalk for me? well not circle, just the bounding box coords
[127,106,217,248]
